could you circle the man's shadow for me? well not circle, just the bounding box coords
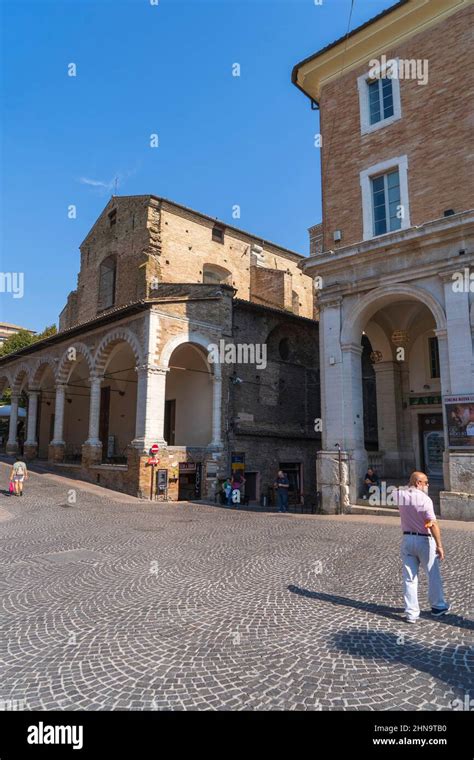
[288,586,473,631]
[288,586,474,697]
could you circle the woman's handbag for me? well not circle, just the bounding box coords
[9,481,14,494]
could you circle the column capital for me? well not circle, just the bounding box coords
[135,363,168,376]
[340,342,363,357]
[319,296,343,310]
[27,389,41,398]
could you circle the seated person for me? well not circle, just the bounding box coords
[362,467,380,499]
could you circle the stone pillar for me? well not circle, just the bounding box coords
[49,383,67,463]
[210,372,223,447]
[6,393,19,456]
[439,280,474,520]
[341,342,367,501]
[132,364,168,452]
[24,390,40,460]
[444,281,473,394]
[373,361,403,477]
[82,374,103,467]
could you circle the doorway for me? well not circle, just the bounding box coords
[178,462,202,500]
[418,414,444,480]
[278,462,302,504]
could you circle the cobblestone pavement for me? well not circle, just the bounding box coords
[0,463,472,711]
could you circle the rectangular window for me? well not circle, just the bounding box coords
[212,225,224,244]
[429,337,440,379]
[371,169,401,236]
[368,77,394,125]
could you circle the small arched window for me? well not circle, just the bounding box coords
[98,256,116,311]
[202,264,231,285]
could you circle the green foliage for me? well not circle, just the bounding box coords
[0,324,57,359]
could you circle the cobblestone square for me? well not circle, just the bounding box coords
[0,464,472,711]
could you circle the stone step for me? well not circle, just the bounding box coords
[349,504,400,516]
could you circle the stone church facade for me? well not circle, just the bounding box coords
[0,196,320,503]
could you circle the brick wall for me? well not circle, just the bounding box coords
[319,4,473,251]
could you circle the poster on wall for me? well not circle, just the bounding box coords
[444,394,474,449]
[231,452,245,472]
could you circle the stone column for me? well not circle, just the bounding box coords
[24,390,40,460]
[6,393,19,456]
[210,372,222,447]
[316,298,351,512]
[373,361,403,477]
[440,279,474,520]
[49,383,67,463]
[444,279,473,393]
[132,364,168,452]
[82,374,103,467]
[341,342,367,500]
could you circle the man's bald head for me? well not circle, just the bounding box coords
[409,471,429,491]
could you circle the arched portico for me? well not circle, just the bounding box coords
[319,283,453,508]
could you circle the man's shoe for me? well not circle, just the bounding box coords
[402,612,419,623]
[431,605,450,617]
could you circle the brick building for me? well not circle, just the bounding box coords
[293,0,474,518]
[0,196,320,503]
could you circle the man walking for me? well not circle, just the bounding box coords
[274,470,290,513]
[394,471,450,623]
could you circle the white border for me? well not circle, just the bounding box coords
[360,155,410,241]
[357,59,402,135]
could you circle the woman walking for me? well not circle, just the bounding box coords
[10,457,28,497]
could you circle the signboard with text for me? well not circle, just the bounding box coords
[444,394,474,449]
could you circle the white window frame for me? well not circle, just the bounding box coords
[357,59,402,135]
[360,155,410,241]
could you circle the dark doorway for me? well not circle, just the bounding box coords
[164,399,176,445]
[279,462,302,504]
[178,462,202,500]
[99,386,111,461]
[244,471,259,502]
[361,335,379,451]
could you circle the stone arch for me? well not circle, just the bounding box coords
[0,371,13,396]
[341,284,447,346]
[11,363,33,395]
[57,342,94,384]
[160,332,221,379]
[30,357,58,389]
[94,327,143,376]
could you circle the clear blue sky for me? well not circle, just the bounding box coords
[1,0,394,332]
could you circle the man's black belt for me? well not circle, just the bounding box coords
[403,531,430,537]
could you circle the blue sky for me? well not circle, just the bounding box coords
[1,0,395,332]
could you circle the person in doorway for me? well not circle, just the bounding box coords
[10,457,28,497]
[231,471,245,507]
[394,471,450,623]
[362,467,380,499]
[222,478,233,507]
[274,470,290,513]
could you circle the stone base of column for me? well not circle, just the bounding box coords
[48,442,65,463]
[439,491,474,521]
[23,443,38,461]
[439,452,474,521]
[6,443,19,457]
[316,450,351,514]
[82,442,103,468]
